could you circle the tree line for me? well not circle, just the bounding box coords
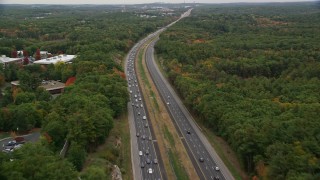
[155,2,320,179]
[0,4,179,179]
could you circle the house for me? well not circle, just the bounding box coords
[33,54,76,65]
[11,80,65,94]
[40,51,52,59]
[0,55,23,68]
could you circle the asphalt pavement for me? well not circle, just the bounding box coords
[145,36,235,180]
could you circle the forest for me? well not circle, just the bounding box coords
[0,4,179,179]
[155,2,320,179]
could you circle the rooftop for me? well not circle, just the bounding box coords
[33,54,76,65]
[11,80,65,91]
[0,55,22,63]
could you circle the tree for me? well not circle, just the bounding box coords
[35,48,41,60]
[18,69,41,91]
[67,142,86,171]
[0,143,78,179]
[11,48,17,58]
[80,166,107,180]
[35,87,52,102]
[11,103,39,131]
[14,91,36,105]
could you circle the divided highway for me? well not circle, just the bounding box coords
[125,9,193,180]
[144,15,235,179]
[145,38,234,180]
[126,8,234,180]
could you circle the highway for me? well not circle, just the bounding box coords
[142,9,235,180]
[125,9,193,180]
[125,42,164,180]
[145,37,234,180]
[125,8,234,180]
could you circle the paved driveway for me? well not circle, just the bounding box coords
[0,132,41,148]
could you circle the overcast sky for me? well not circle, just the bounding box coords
[0,0,315,4]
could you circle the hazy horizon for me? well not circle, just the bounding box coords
[0,0,316,5]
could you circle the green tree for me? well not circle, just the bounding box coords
[67,142,86,171]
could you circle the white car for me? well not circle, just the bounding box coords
[148,168,153,174]
[215,166,220,171]
[139,151,143,156]
[143,116,146,120]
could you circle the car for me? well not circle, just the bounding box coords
[138,112,140,115]
[142,116,146,120]
[199,157,204,162]
[131,103,134,106]
[154,159,158,164]
[139,98,142,101]
[6,140,16,146]
[145,123,148,128]
[136,133,140,137]
[139,151,143,156]
[215,166,220,171]
[140,104,143,107]
[129,90,132,93]
[146,158,151,164]
[214,176,220,180]
[142,135,146,140]
[134,95,137,98]
[166,102,170,105]
[187,129,191,134]
[14,144,23,150]
[149,136,152,141]
[2,148,14,153]
[148,168,153,174]
[141,162,145,168]
[145,150,149,155]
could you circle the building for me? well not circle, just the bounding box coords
[33,54,76,65]
[11,80,65,94]
[0,55,23,68]
[40,51,52,59]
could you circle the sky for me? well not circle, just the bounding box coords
[0,0,315,4]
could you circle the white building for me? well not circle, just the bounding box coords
[33,54,76,65]
[0,55,23,68]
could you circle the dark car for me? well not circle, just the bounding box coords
[141,162,145,168]
[146,150,149,155]
[5,140,16,146]
[187,129,191,134]
[146,158,151,164]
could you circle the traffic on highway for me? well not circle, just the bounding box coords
[145,39,228,180]
[126,42,163,180]
[125,8,232,180]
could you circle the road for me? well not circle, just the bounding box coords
[126,8,235,180]
[125,39,165,180]
[143,11,235,180]
[0,132,41,148]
